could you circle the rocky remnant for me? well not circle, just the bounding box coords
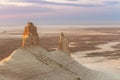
[58,32,71,56]
[22,22,39,47]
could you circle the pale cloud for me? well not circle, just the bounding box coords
[45,0,120,5]
[0,0,8,2]
[45,0,102,5]
[0,0,120,25]
[0,0,35,6]
[1,0,120,7]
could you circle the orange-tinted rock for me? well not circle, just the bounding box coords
[58,32,71,56]
[22,22,39,47]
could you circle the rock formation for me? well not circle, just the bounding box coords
[0,24,119,80]
[58,32,71,56]
[22,22,39,47]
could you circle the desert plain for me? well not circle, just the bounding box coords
[0,25,120,79]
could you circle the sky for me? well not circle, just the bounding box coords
[0,0,120,25]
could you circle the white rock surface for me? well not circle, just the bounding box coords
[0,46,119,80]
[0,47,77,80]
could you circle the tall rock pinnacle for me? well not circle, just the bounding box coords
[58,32,71,56]
[22,22,39,47]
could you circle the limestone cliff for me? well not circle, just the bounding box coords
[22,22,39,47]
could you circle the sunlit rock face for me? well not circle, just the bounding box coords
[22,22,39,47]
[58,32,71,56]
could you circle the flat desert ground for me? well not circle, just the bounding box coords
[0,26,120,73]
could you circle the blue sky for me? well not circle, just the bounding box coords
[0,0,120,25]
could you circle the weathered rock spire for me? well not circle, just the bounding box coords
[22,22,39,47]
[58,32,71,56]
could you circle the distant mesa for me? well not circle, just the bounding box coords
[22,22,40,47]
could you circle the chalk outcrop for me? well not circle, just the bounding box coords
[0,47,119,80]
[22,22,39,47]
[58,32,71,56]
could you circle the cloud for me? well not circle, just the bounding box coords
[0,0,36,7]
[0,4,53,14]
[13,0,101,7]
[104,1,120,5]
[1,0,120,7]
[0,5,54,20]
[0,0,120,25]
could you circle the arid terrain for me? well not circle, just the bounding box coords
[0,26,120,60]
[0,26,120,66]
[0,26,120,80]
